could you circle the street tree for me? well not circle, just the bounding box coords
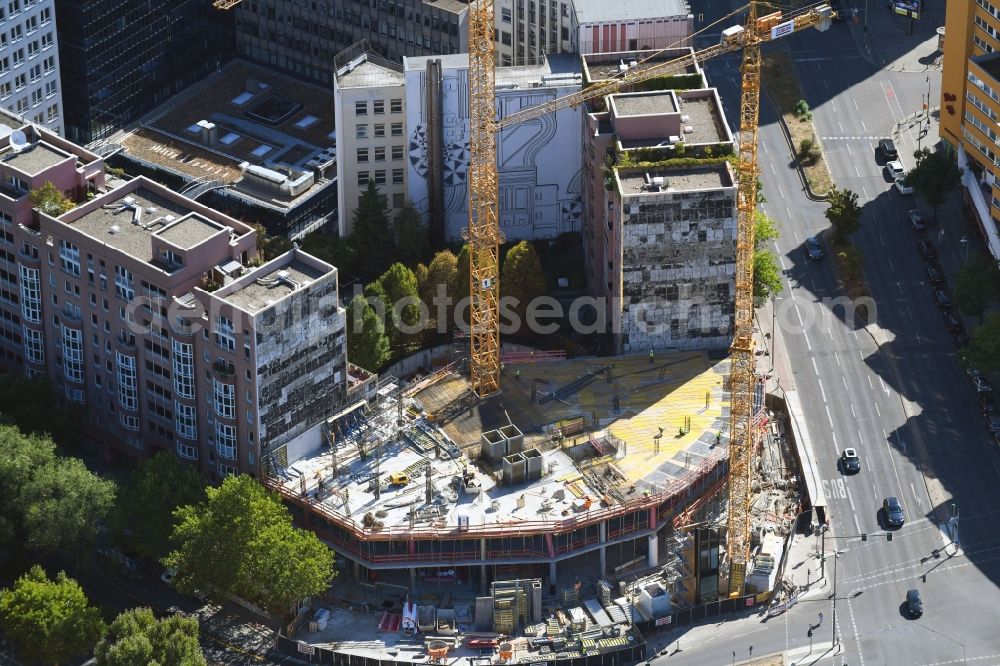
[377,263,422,353]
[501,240,547,332]
[965,312,1000,374]
[349,180,395,277]
[117,452,206,561]
[0,565,106,665]
[394,202,430,268]
[300,232,355,276]
[252,224,292,262]
[95,607,205,666]
[753,211,783,302]
[824,187,862,247]
[906,147,962,220]
[346,294,390,371]
[0,426,55,545]
[421,250,459,331]
[164,475,336,616]
[30,181,75,216]
[953,257,1000,323]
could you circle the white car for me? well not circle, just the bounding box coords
[894,177,915,195]
[886,160,905,180]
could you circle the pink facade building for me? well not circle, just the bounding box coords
[572,0,693,54]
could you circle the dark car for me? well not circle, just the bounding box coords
[906,589,923,618]
[933,288,951,309]
[918,240,938,261]
[944,312,962,333]
[926,263,943,284]
[883,496,905,527]
[979,392,995,414]
[908,210,925,231]
[841,447,861,474]
[975,375,993,393]
[806,236,824,260]
[879,138,898,161]
[986,413,1000,432]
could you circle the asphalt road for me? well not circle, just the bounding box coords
[654,1,1000,664]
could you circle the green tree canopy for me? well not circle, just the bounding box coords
[346,294,391,372]
[752,212,783,302]
[349,180,395,277]
[905,148,962,219]
[377,262,422,353]
[0,375,81,447]
[300,232,355,275]
[163,475,336,616]
[116,452,206,561]
[501,241,547,332]
[253,224,292,262]
[421,250,459,331]
[0,565,106,665]
[30,181,75,216]
[825,187,862,247]
[0,425,115,554]
[95,607,205,666]
[965,311,1000,374]
[953,256,1000,323]
[394,202,430,268]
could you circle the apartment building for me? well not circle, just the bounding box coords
[0,0,63,136]
[333,47,408,237]
[0,118,347,473]
[494,0,574,66]
[582,79,737,352]
[232,0,468,87]
[940,0,1000,261]
[54,0,230,145]
[571,0,693,54]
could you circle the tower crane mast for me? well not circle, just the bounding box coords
[475,0,833,590]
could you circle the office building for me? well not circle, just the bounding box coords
[940,0,1000,261]
[0,0,63,136]
[54,0,229,145]
[571,0,693,54]
[494,0,574,66]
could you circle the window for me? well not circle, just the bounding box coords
[391,145,404,160]
[374,170,386,185]
[23,15,34,32]
[43,79,54,97]
[214,315,235,351]
[391,122,403,137]
[62,326,83,383]
[392,168,404,185]
[65,386,84,404]
[175,401,197,440]
[28,63,38,81]
[0,82,9,99]
[39,7,48,24]
[501,6,512,22]
[214,379,236,419]
[13,72,24,90]
[374,123,385,138]
[120,413,139,432]
[22,325,42,364]
[18,264,39,323]
[176,440,198,460]
[373,100,385,115]
[29,87,39,105]
[41,55,52,72]
[354,100,367,116]
[58,240,80,276]
[116,352,137,411]
[10,23,20,41]
[356,147,369,163]
[0,56,7,73]
[374,146,385,161]
[172,340,195,399]
[6,0,17,16]
[38,30,49,49]
[390,98,403,114]
[355,123,367,139]
[45,102,56,121]
[26,39,36,57]
[216,422,237,459]
[357,171,370,187]
[217,461,238,477]
[114,265,133,300]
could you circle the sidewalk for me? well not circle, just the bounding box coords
[843,0,945,73]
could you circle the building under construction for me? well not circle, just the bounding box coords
[263,350,791,602]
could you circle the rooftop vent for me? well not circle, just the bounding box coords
[683,126,694,134]
[681,114,690,123]
[123,196,135,206]
[145,207,157,215]
[109,224,120,234]
[276,269,290,281]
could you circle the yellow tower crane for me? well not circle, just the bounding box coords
[465,0,834,594]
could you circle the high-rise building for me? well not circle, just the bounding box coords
[570,0,693,54]
[54,0,231,145]
[0,0,64,136]
[0,112,347,476]
[494,0,575,66]
[940,0,1000,261]
[232,0,469,87]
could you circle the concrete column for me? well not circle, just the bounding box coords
[599,521,608,576]
[480,538,488,594]
[549,560,557,586]
[352,560,360,580]
[647,533,659,568]
[410,567,417,591]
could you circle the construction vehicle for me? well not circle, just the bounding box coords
[465,0,834,595]
[389,472,411,486]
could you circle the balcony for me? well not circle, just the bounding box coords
[213,359,235,378]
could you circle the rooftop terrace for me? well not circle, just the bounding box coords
[582,48,700,84]
[220,257,328,313]
[618,165,731,195]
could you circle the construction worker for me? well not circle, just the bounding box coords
[649,349,654,364]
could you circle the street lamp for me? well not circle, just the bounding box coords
[960,236,969,263]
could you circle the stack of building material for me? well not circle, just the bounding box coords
[583,598,613,628]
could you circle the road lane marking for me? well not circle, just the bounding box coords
[867,376,873,390]
[853,514,861,534]
[847,143,853,156]
[887,257,895,271]
[762,139,768,154]
[770,162,776,175]
[812,357,820,375]
[839,120,844,133]
[819,379,827,403]
[832,430,838,447]
[779,255,788,270]
[861,185,867,199]
[850,403,856,417]
[882,428,906,504]
[847,486,856,512]
[794,302,803,322]
[874,402,880,417]
[832,100,839,114]
[835,353,841,367]
[858,429,864,447]
[843,376,849,391]
[853,97,859,111]
[911,482,921,505]
[778,184,785,198]
[826,404,834,427]
[879,233,886,247]
[880,377,889,394]
[905,304,912,319]
[792,228,800,243]
[825,79,830,92]
[804,329,813,351]
[862,120,868,133]
[897,282,904,295]
[855,164,861,177]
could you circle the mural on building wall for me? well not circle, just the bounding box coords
[405,62,583,242]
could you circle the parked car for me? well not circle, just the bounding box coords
[974,375,993,393]
[943,311,962,333]
[841,448,861,474]
[979,392,995,414]
[918,240,938,261]
[926,263,943,284]
[886,160,905,180]
[806,236,825,260]
[883,496,905,528]
[895,176,914,195]
[908,209,925,230]
[879,138,898,160]
[986,413,1000,432]
[933,288,951,309]
[906,589,923,618]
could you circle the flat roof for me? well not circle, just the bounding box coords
[421,0,468,14]
[155,214,226,249]
[68,187,201,263]
[619,165,731,194]
[404,53,581,87]
[0,142,71,175]
[583,48,700,83]
[221,258,327,313]
[614,92,677,116]
[574,0,689,23]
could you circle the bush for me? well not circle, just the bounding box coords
[793,99,812,120]
[798,138,820,165]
